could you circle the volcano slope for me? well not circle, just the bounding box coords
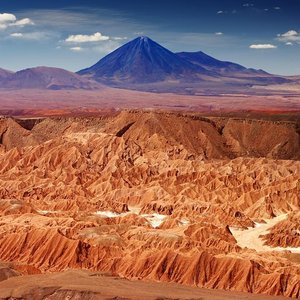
[0,111,299,299]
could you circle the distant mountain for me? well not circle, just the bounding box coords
[0,68,14,80]
[0,67,101,90]
[176,51,264,74]
[78,36,291,93]
[176,51,290,86]
[78,36,210,84]
[0,37,293,95]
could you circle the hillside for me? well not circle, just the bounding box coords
[0,111,299,298]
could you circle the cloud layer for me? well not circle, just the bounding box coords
[70,46,83,52]
[277,30,300,44]
[249,44,277,49]
[65,32,109,43]
[0,13,34,30]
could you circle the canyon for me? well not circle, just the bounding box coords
[0,110,299,299]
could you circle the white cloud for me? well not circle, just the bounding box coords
[12,18,34,27]
[277,30,300,43]
[243,3,254,7]
[92,40,120,54]
[281,30,298,37]
[215,32,223,35]
[0,13,16,23]
[70,46,83,52]
[10,32,23,37]
[286,42,293,46]
[113,36,127,40]
[0,13,16,29]
[9,31,52,40]
[0,13,33,30]
[216,10,236,15]
[274,7,281,10]
[65,32,109,43]
[66,39,120,55]
[249,44,277,49]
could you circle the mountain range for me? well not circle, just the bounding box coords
[78,36,209,83]
[0,36,296,95]
[0,67,101,90]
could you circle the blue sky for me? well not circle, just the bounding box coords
[0,0,299,75]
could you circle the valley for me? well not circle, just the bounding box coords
[0,111,299,299]
[0,88,299,118]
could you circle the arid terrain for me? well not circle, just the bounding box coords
[0,88,300,118]
[0,110,299,299]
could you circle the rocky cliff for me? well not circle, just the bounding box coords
[0,111,299,298]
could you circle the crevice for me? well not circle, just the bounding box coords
[116,122,135,137]
[14,118,44,131]
[0,127,8,145]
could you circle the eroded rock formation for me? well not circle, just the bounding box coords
[0,111,299,298]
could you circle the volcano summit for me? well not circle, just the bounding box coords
[78,36,208,84]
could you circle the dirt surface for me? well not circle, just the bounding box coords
[0,88,299,117]
[0,270,290,300]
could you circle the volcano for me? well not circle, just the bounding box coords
[78,36,209,84]
[78,36,291,92]
[0,36,292,94]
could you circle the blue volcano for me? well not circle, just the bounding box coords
[78,36,290,92]
[78,36,208,84]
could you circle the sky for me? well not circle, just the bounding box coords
[0,0,299,75]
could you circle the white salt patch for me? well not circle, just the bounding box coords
[254,222,264,228]
[142,213,167,228]
[38,210,56,215]
[128,206,142,214]
[284,247,300,253]
[95,211,129,218]
[179,218,190,226]
[95,209,167,228]
[10,204,22,209]
[230,214,300,254]
[274,247,300,253]
[96,211,120,218]
[95,207,142,218]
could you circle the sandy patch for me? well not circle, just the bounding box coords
[230,214,300,253]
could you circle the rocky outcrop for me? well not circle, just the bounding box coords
[0,112,299,298]
[261,212,300,248]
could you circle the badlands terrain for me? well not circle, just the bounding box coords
[0,110,299,299]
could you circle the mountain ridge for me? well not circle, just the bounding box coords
[78,36,292,93]
[0,66,102,90]
[176,51,267,75]
[0,36,295,94]
[78,36,211,83]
